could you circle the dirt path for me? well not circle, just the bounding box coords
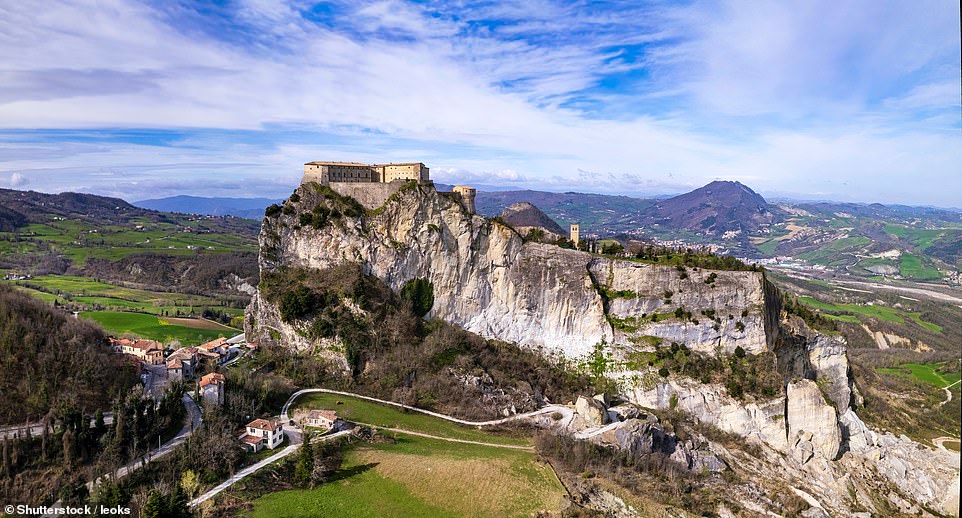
[282,388,574,427]
[933,436,961,453]
[357,422,535,451]
[939,380,960,407]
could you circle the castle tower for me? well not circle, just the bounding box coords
[453,185,476,214]
[570,223,580,246]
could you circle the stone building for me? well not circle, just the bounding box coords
[452,185,476,214]
[199,372,226,405]
[570,223,580,246]
[302,161,429,185]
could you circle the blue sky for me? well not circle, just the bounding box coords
[0,0,959,206]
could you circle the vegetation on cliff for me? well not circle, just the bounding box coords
[258,265,595,419]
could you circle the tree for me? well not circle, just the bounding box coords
[94,409,107,439]
[2,436,10,479]
[141,490,165,518]
[180,469,200,501]
[62,429,74,469]
[400,278,434,317]
[294,432,314,485]
[167,484,190,518]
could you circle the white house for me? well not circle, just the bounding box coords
[198,372,225,405]
[305,409,338,430]
[239,418,284,452]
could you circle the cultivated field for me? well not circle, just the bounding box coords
[248,435,564,518]
[80,311,235,344]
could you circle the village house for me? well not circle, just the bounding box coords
[166,346,221,381]
[199,372,226,405]
[109,338,164,365]
[239,418,284,452]
[198,337,230,360]
[305,409,338,430]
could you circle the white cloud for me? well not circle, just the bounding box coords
[8,172,28,187]
[0,0,958,206]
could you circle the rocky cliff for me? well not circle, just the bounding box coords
[250,181,771,359]
[249,181,959,517]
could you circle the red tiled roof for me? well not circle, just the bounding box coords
[247,418,279,432]
[199,372,225,387]
[199,338,227,350]
[307,410,337,421]
[240,434,263,445]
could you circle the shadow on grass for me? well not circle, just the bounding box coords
[327,462,379,483]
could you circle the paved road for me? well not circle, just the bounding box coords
[1,413,114,441]
[933,436,961,454]
[282,388,575,427]
[186,387,619,510]
[189,430,351,507]
[89,393,202,489]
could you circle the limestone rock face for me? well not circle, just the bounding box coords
[786,379,841,461]
[251,183,771,359]
[590,260,770,355]
[575,396,609,427]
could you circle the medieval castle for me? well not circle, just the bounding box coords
[302,161,476,213]
[300,161,575,241]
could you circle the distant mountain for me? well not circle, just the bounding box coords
[0,187,149,226]
[470,189,653,232]
[637,181,780,236]
[133,195,281,220]
[499,202,567,237]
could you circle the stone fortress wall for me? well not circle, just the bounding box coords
[301,160,474,213]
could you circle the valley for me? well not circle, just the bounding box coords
[0,179,958,517]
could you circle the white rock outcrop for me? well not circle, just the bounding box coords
[786,379,841,461]
[252,183,771,359]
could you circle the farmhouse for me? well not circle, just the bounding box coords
[199,372,226,405]
[305,409,338,430]
[165,346,218,381]
[109,338,164,365]
[239,418,284,452]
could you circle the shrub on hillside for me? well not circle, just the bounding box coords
[401,278,434,317]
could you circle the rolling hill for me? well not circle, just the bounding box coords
[134,195,281,220]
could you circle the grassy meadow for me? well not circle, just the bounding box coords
[80,311,235,344]
[877,362,961,389]
[247,434,564,518]
[292,392,530,447]
[798,296,941,333]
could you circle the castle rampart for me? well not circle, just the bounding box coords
[301,160,474,213]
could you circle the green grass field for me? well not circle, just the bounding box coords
[80,311,234,344]
[877,363,961,389]
[292,393,529,447]
[899,254,941,280]
[1,215,257,266]
[755,239,780,255]
[248,434,564,518]
[798,296,941,333]
[5,274,243,317]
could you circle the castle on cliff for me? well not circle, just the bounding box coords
[302,160,475,213]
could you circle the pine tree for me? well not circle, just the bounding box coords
[2,436,10,479]
[294,432,314,485]
[168,484,190,518]
[141,490,165,518]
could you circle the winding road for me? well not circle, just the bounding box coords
[281,388,577,428]
[188,387,604,507]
